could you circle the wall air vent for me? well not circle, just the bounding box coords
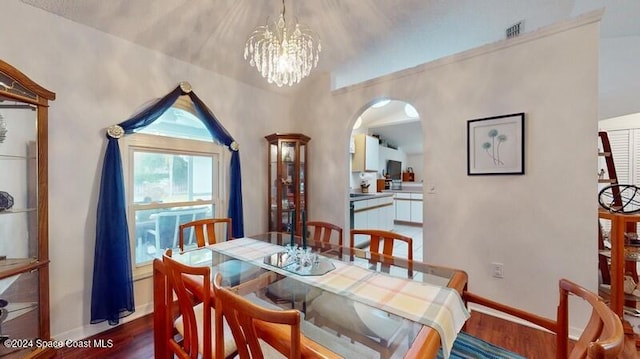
[506,21,523,39]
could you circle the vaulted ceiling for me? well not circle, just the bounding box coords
[20,0,638,92]
[19,0,640,153]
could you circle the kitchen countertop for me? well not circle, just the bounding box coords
[349,192,394,202]
[382,189,423,194]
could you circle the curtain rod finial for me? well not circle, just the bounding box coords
[179,81,192,93]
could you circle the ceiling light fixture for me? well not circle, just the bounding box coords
[244,0,321,87]
[404,103,419,118]
[372,99,391,108]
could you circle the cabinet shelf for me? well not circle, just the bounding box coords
[0,154,36,160]
[599,249,640,262]
[0,258,46,281]
[0,208,37,215]
[600,284,639,303]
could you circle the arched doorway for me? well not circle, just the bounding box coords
[347,98,425,257]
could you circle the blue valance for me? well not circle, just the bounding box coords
[90,82,244,325]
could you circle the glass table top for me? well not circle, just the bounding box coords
[171,233,467,358]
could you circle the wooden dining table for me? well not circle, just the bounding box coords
[153,232,469,359]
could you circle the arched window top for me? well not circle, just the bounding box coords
[137,96,213,142]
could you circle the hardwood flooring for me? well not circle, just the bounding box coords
[54,310,639,358]
[55,315,154,359]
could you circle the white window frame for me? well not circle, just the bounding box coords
[121,132,227,279]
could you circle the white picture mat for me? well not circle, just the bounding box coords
[468,114,524,175]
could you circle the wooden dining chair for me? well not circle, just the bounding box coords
[306,221,343,246]
[178,217,232,251]
[212,272,302,359]
[451,278,624,359]
[350,229,413,276]
[350,229,413,260]
[161,249,237,359]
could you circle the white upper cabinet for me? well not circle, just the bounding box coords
[352,134,379,172]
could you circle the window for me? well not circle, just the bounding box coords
[121,101,226,276]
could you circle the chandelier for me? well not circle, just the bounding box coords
[244,0,321,87]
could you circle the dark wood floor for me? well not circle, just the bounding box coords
[56,311,639,358]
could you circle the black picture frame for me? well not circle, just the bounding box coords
[467,113,525,175]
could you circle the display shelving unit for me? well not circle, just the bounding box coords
[266,133,309,234]
[0,58,55,358]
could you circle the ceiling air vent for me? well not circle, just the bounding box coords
[506,21,523,39]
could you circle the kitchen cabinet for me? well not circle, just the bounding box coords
[0,58,55,358]
[353,206,367,230]
[351,134,378,172]
[266,133,309,234]
[351,195,394,246]
[395,193,411,222]
[394,192,423,224]
[410,193,423,222]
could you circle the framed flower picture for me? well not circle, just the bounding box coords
[467,113,525,175]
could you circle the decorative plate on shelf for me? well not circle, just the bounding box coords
[0,191,14,211]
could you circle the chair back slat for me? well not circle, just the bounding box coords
[179,218,232,251]
[350,229,413,259]
[350,229,413,275]
[213,273,301,358]
[205,222,217,246]
[306,221,343,246]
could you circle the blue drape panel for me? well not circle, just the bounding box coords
[91,84,244,325]
[90,138,134,324]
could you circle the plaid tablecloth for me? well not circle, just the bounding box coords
[212,237,469,359]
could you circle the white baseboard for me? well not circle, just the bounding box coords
[52,302,154,341]
[468,303,582,340]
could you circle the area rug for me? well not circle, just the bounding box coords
[437,332,526,359]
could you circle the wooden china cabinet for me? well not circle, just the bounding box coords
[266,133,309,234]
[0,59,55,358]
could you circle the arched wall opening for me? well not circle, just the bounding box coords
[345,97,425,248]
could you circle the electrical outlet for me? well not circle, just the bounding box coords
[492,262,504,278]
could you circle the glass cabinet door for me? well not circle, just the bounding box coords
[0,105,38,261]
[266,133,310,234]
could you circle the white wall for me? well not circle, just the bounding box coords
[406,153,424,182]
[378,146,407,178]
[296,11,600,331]
[2,0,290,340]
[0,0,603,340]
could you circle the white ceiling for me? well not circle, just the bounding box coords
[19,0,638,90]
[19,0,640,153]
[358,100,423,155]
